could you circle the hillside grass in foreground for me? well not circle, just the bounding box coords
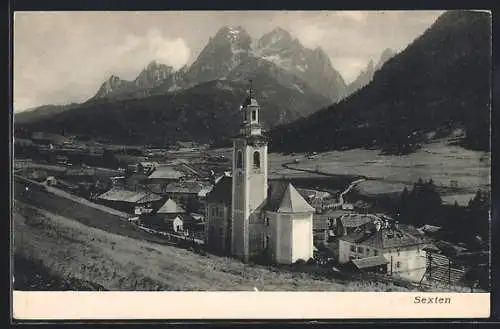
[13,203,418,291]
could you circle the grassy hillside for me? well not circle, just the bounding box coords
[13,202,422,291]
[269,11,491,154]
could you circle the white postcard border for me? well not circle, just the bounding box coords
[13,291,490,320]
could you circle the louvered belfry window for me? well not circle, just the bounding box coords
[253,151,260,169]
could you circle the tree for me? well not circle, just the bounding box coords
[468,190,490,240]
[399,186,410,214]
[334,217,346,237]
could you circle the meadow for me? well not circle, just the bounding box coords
[282,141,490,205]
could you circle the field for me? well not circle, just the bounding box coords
[283,141,490,205]
[13,202,421,291]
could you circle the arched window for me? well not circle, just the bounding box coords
[253,151,260,169]
[252,110,257,121]
[244,110,248,122]
[236,151,243,168]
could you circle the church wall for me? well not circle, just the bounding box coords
[205,202,230,252]
[291,214,314,262]
[276,214,293,264]
[264,211,278,261]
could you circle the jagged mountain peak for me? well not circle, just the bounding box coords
[258,27,294,48]
[345,48,397,97]
[313,46,328,57]
[213,25,251,44]
[145,60,172,70]
[107,74,123,82]
[376,48,396,70]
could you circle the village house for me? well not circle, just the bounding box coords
[163,180,213,211]
[312,215,330,246]
[417,224,443,239]
[137,161,159,175]
[334,213,382,235]
[205,175,233,252]
[96,188,163,215]
[148,198,188,233]
[204,85,315,265]
[146,165,185,193]
[124,172,150,191]
[338,218,428,282]
[45,176,58,186]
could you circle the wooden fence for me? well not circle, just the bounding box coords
[423,252,467,286]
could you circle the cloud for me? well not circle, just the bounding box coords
[13,11,444,112]
[111,29,191,76]
[292,24,329,49]
[14,22,191,111]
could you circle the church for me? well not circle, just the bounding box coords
[205,84,315,264]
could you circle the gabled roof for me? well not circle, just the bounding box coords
[97,188,162,204]
[157,198,185,214]
[340,224,425,249]
[148,166,184,179]
[351,256,389,269]
[164,181,207,194]
[339,213,378,228]
[206,175,232,205]
[265,181,315,213]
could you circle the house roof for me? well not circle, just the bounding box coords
[97,188,162,204]
[164,181,208,194]
[265,182,315,213]
[419,224,442,233]
[140,161,158,167]
[126,173,148,185]
[148,166,184,179]
[339,213,379,228]
[157,198,185,214]
[340,223,425,250]
[351,256,389,270]
[206,175,232,205]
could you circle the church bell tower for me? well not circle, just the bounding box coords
[231,80,268,262]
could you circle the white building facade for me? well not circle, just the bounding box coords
[338,219,427,282]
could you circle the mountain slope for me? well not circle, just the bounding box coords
[345,48,396,97]
[90,25,346,103]
[16,76,331,146]
[14,103,81,124]
[15,25,337,143]
[255,27,346,102]
[269,10,491,154]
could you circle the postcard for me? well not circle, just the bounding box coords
[11,10,491,320]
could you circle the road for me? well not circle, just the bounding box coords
[282,161,366,206]
[337,178,366,205]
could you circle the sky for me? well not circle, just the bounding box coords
[13,10,444,112]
